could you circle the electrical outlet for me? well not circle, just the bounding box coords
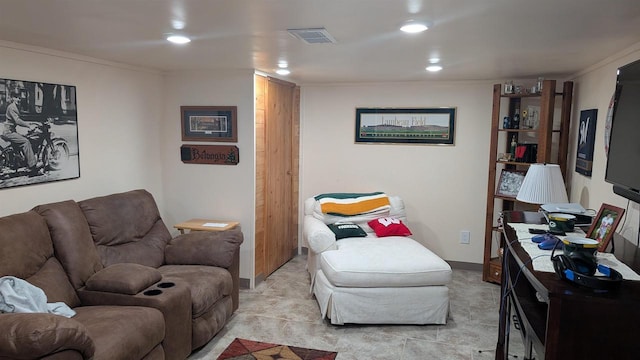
[460,230,470,244]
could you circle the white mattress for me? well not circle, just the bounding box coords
[320,237,452,287]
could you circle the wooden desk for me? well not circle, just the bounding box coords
[496,211,640,360]
[173,219,239,234]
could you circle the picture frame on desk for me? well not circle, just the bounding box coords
[496,169,526,198]
[586,203,625,252]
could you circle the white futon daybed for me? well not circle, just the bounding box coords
[303,192,452,325]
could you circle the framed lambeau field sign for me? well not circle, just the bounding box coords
[355,107,456,144]
[181,106,237,142]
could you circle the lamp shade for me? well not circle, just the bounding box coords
[516,164,568,204]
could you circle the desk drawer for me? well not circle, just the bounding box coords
[488,260,502,283]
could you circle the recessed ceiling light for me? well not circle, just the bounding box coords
[429,57,440,64]
[426,65,443,72]
[171,20,185,30]
[400,21,428,33]
[166,35,191,44]
[276,69,290,76]
[278,61,289,69]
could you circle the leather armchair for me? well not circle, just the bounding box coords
[78,190,243,349]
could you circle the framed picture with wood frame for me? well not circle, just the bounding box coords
[495,169,527,198]
[181,106,237,142]
[586,203,625,252]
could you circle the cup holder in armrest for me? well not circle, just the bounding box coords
[157,282,175,289]
[143,289,163,296]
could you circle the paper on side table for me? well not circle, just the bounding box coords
[203,222,228,228]
[508,223,640,281]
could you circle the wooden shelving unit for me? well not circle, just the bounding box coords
[482,80,573,283]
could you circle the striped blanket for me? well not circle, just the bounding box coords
[314,192,390,217]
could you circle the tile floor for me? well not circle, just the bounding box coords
[188,255,525,360]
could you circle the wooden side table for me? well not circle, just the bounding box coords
[173,219,239,234]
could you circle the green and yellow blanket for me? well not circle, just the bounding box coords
[314,192,390,217]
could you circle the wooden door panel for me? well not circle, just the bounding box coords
[261,77,299,277]
[254,74,266,277]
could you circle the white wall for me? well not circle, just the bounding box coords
[0,42,257,283]
[5,37,639,278]
[300,81,493,263]
[161,70,255,283]
[0,41,165,216]
[567,42,640,243]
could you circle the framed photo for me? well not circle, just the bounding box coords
[586,203,625,252]
[0,78,80,190]
[575,109,597,177]
[355,107,455,144]
[496,169,526,198]
[181,106,237,142]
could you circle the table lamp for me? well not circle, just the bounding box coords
[516,163,568,204]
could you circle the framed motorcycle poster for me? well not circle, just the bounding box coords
[0,78,80,189]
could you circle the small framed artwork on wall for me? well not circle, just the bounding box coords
[181,106,237,142]
[575,109,597,176]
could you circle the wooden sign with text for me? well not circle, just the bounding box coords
[180,144,239,165]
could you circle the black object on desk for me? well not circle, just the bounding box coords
[528,228,547,234]
[496,211,640,360]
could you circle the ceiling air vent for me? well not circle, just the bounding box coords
[287,28,336,44]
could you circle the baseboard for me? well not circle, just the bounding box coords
[239,278,251,289]
[447,261,483,271]
[254,273,265,287]
[239,273,265,289]
[245,248,305,289]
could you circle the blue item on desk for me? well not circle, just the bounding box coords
[537,234,563,250]
[532,233,552,243]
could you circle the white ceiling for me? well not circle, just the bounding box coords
[1,0,640,83]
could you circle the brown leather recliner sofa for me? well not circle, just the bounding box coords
[0,189,243,360]
[0,210,166,360]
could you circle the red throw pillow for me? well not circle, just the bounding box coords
[367,217,412,237]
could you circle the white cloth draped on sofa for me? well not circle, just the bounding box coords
[0,276,76,318]
[303,194,452,325]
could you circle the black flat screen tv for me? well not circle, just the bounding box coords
[605,58,640,203]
